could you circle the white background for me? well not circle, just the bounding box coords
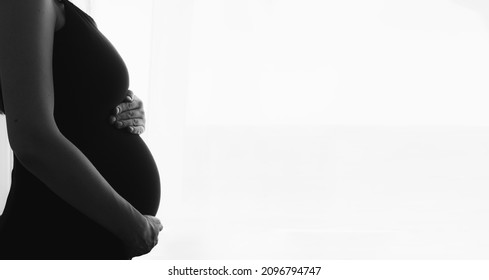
[2,0,489,259]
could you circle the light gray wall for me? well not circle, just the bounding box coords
[0,116,12,215]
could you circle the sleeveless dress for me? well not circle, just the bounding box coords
[0,0,160,259]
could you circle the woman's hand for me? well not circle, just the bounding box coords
[123,215,163,259]
[109,90,146,134]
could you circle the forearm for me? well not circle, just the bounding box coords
[14,130,145,243]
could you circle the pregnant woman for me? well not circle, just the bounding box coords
[0,0,162,259]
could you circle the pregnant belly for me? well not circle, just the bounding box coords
[67,125,161,216]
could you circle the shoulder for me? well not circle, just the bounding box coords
[0,0,59,12]
[0,0,61,126]
[0,0,62,9]
[0,0,59,67]
[0,0,66,32]
[0,0,61,28]
[0,0,60,50]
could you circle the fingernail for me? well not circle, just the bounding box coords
[116,121,123,128]
[127,96,133,102]
[109,116,116,124]
[115,107,120,114]
[128,127,134,133]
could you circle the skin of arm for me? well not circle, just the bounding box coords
[0,0,155,255]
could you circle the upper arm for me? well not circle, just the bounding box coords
[0,0,60,153]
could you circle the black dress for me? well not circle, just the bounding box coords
[0,0,160,259]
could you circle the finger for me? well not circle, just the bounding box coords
[115,109,145,122]
[115,118,145,129]
[128,126,145,135]
[113,98,142,115]
[154,219,163,231]
[125,90,134,102]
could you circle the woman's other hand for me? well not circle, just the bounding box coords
[109,90,146,134]
[124,215,163,259]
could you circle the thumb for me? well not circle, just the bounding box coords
[125,90,134,102]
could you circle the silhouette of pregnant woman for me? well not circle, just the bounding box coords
[0,0,162,259]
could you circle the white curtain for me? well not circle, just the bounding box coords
[95,0,489,259]
[3,0,489,259]
[0,120,10,214]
